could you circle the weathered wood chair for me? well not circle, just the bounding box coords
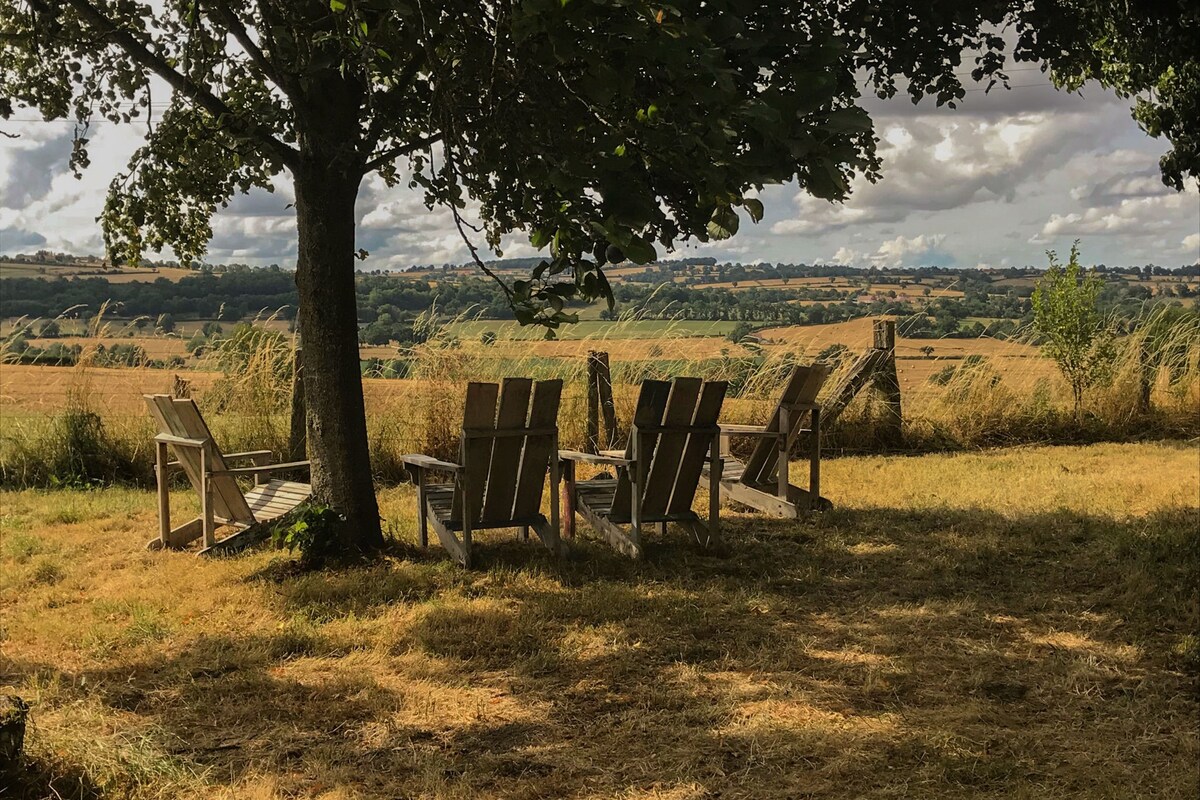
[560,377,727,558]
[705,363,831,517]
[144,394,311,553]
[400,378,563,568]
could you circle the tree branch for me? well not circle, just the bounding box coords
[205,0,297,100]
[362,132,442,174]
[55,0,301,170]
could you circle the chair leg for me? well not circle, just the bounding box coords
[810,408,821,510]
[561,459,576,539]
[200,448,215,549]
[708,434,722,545]
[155,441,170,548]
[777,407,790,502]
[414,467,429,548]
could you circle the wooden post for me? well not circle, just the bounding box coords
[586,351,601,454]
[873,319,902,444]
[586,351,618,453]
[597,352,618,448]
[1138,341,1153,414]
[288,347,307,462]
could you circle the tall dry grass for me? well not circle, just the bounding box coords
[2,306,1197,489]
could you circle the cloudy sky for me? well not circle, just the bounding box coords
[2,71,1197,270]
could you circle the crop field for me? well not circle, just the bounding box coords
[0,261,198,282]
[446,319,744,340]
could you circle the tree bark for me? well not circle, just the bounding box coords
[292,74,382,552]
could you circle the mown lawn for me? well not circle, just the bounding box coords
[1,441,1197,799]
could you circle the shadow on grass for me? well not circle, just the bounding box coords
[4,503,1196,797]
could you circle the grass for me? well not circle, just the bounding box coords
[2,308,1198,489]
[1,441,1196,799]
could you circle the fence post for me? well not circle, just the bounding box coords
[586,350,618,453]
[586,350,601,454]
[872,320,903,444]
[597,351,618,448]
[1138,341,1153,414]
[288,347,307,461]
[171,374,191,399]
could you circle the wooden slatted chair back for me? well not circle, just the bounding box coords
[741,364,830,486]
[453,378,562,526]
[144,394,254,524]
[611,378,727,521]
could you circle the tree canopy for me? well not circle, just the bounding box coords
[3,0,1195,551]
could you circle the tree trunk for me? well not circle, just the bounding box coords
[293,164,382,553]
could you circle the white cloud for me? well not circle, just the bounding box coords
[828,234,949,267]
[1182,233,1200,262]
[1039,193,1193,238]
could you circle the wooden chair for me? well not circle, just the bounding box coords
[705,363,831,518]
[144,394,311,553]
[400,378,563,568]
[560,377,727,558]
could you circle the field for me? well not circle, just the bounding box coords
[446,319,743,340]
[1,441,1196,799]
[0,261,198,283]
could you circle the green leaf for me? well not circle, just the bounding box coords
[329,0,346,11]
[623,235,657,264]
[742,198,764,223]
[706,205,739,240]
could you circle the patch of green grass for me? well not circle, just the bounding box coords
[2,529,44,561]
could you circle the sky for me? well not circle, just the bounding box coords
[2,71,1198,271]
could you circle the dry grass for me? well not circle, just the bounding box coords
[2,310,1198,489]
[1,441,1196,799]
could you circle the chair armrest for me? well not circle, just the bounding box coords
[559,449,632,466]
[213,460,311,476]
[720,423,771,435]
[155,433,208,448]
[222,450,273,463]
[400,454,463,472]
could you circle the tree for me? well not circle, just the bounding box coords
[5,1,1194,554]
[37,319,61,337]
[1031,242,1116,416]
[726,322,754,344]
